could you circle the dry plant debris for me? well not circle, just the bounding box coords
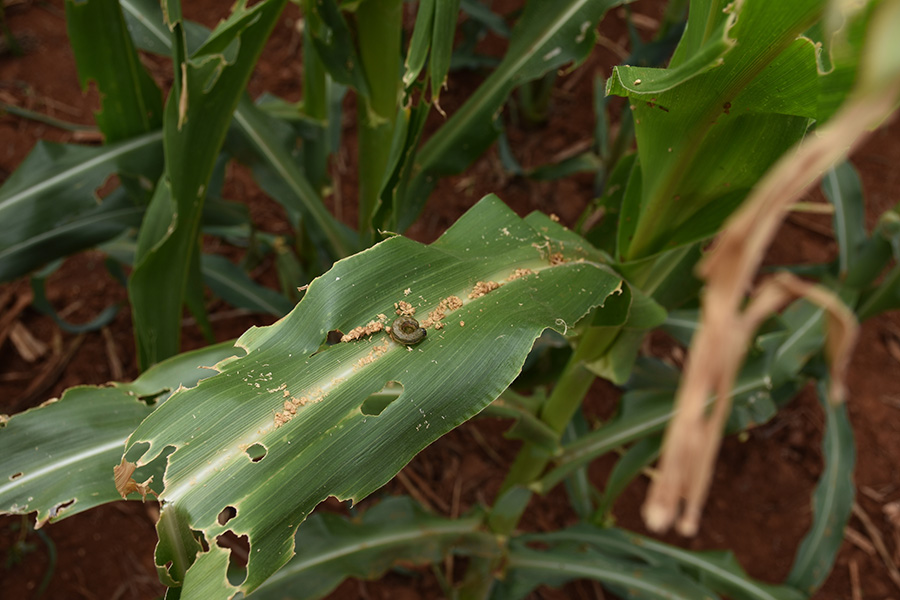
[420,295,463,329]
[114,459,158,501]
[506,268,534,281]
[642,77,900,537]
[340,320,385,343]
[467,281,500,299]
[395,301,415,316]
[274,385,330,428]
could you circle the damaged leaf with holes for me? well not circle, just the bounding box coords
[121,196,622,596]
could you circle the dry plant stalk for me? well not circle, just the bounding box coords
[643,81,900,536]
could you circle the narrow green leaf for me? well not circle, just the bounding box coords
[30,269,119,333]
[402,0,625,230]
[857,263,900,321]
[533,525,805,600]
[124,196,622,596]
[232,95,357,261]
[66,0,163,141]
[355,0,403,240]
[302,0,370,97]
[375,101,432,231]
[185,241,215,343]
[486,393,559,453]
[769,300,826,387]
[0,342,240,525]
[845,209,900,291]
[120,0,352,261]
[823,162,865,278]
[787,378,856,593]
[608,0,821,260]
[250,496,498,600]
[623,534,806,600]
[593,436,660,520]
[430,0,460,101]
[402,0,435,87]
[0,133,163,282]
[129,0,288,369]
[536,391,675,492]
[202,253,294,316]
[496,545,718,600]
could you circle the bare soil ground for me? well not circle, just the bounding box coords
[1,1,899,599]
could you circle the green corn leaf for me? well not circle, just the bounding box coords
[768,299,826,387]
[30,267,120,333]
[430,0,460,103]
[593,436,660,520]
[249,495,499,600]
[845,210,900,291]
[527,525,805,600]
[608,0,821,261]
[401,0,626,231]
[495,542,719,600]
[823,162,866,279]
[402,0,436,88]
[0,342,241,525]
[0,132,163,282]
[857,263,900,321]
[541,340,790,492]
[375,100,431,232]
[65,0,163,142]
[129,0,288,369]
[119,0,355,262]
[786,378,855,594]
[201,253,295,316]
[629,539,806,600]
[302,0,371,98]
[536,390,676,492]
[122,196,622,596]
[354,0,403,240]
[231,95,358,262]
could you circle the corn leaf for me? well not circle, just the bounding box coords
[608,0,821,261]
[400,0,625,230]
[250,495,499,600]
[129,0,287,369]
[823,162,866,279]
[496,541,718,600]
[402,0,435,87]
[519,526,805,600]
[201,253,295,317]
[124,195,622,596]
[0,342,240,525]
[0,132,163,282]
[65,0,163,142]
[786,378,855,593]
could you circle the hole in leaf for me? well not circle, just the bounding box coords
[50,499,75,518]
[10,472,23,480]
[194,529,210,553]
[245,443,267,463]
[360,381,404,416]
[216,531,249,586]
[311,330,345,358]
[136,390,168,406]
[217,506,237,526]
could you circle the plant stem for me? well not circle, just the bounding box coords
[495,349,596,517]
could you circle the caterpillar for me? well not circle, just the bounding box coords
[389,316,427,345]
